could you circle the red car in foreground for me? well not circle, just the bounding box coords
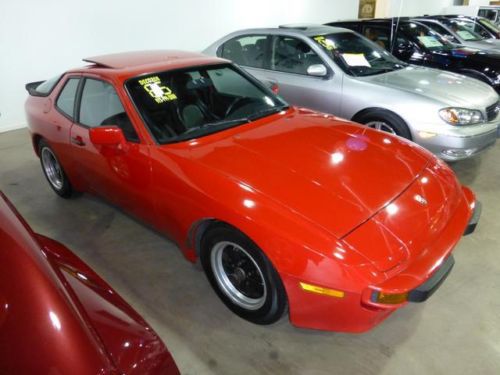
[25,51,480,332]
[0,192,179,374]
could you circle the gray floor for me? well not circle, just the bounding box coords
[1,128,499,375]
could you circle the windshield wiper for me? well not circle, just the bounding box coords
[183,118,250,134]
[174,118,250,141]
[248,105,290,121]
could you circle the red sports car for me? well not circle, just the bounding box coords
[0,191,179,373]
[25,50,480,332]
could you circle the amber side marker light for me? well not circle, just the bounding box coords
[372,291,409,305]
[299,282,345,298]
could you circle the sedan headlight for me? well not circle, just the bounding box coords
[439,108,484,125]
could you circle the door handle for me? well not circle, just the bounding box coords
[71,136,85,146]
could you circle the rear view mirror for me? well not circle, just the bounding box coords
[307,64,328,77]
[89,126,126,147]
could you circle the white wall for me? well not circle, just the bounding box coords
[0,0,358,132]
[375,0,455,17]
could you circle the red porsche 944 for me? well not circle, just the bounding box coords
[25,50,480,332]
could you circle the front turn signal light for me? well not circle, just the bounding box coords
[299,282,345,298]
[373,291,408,305]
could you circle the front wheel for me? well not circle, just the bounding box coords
[200,225,287,325]
[356,110,412,139]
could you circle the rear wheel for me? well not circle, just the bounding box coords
[200,225,287,325]
[38,139,75,198]
[356,110,412,139]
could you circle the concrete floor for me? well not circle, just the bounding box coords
[1,128,499,375]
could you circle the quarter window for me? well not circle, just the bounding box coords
[79,78,139,142]
[270,36,323,75]
[56,78,79,119]
[220,35,268,69]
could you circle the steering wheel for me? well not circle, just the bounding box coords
[225,97,257,118]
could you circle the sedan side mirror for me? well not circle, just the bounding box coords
[264,80,280,94]
[307,64,328,77]
[89,126,126,147]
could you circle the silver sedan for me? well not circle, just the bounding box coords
[203,25,499,161]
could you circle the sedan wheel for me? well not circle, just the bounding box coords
[366,120,397,135]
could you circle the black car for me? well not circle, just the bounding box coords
[434,15,500,39]
[327,18,500,92]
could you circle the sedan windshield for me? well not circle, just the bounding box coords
[452,18,494,39]
[441,19,485,41]
[311,32,407,77]
[399,22,454,51]
[126,64,288,144]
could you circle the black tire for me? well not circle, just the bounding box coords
[200,225,287,325]
[38,139,75,198]
[355,110,412,140]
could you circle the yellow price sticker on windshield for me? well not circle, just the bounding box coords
[314,36,335,50]
[138,76,177,104]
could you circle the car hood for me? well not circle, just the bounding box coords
[361,65,498,107]
[460,39,500,51]
[189,109,431,238]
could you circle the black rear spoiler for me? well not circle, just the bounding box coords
[25,81,45,96]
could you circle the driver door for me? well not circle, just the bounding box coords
[69,76,155,222]
[265,35,340,114]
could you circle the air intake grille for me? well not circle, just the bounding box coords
[486,101,499,122]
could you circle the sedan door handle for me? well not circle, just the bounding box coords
[71,136,85,146]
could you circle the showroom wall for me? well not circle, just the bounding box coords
[375,0,462,17]
[0,0,358,133]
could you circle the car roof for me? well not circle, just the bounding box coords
[277,24,348,36]
[329,17,411,24]
[67,50,227,80]
[228,24,352,37]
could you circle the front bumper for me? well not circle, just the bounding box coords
[285,190,477,333]
[464,201,482,235]
[371,255,455,304]
[408,255,455,302]
[416,124,498,161]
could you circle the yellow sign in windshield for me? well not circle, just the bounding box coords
[138,76,177,104]
[313,36,336,50]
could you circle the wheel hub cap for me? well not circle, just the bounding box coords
[211,241,267,310]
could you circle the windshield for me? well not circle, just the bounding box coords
[441,19,485,41]
[479,18,500,34]
[126,64,288,144]
[452,18,494,39]
[400,22,454,51]
[311,32,407,77]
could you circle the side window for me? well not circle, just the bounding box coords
[79,78,139,142]
[362,26,391,50]
[220,35,268,69]
[207,68,263,99]
[56,78,79,119]
[271,36,323,75]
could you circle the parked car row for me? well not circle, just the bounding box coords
[204,23,499,160]
[11,12,497,372]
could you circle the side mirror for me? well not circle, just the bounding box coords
[264,80,280,94]
[307,64,328,77]
[89,126,126,147]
